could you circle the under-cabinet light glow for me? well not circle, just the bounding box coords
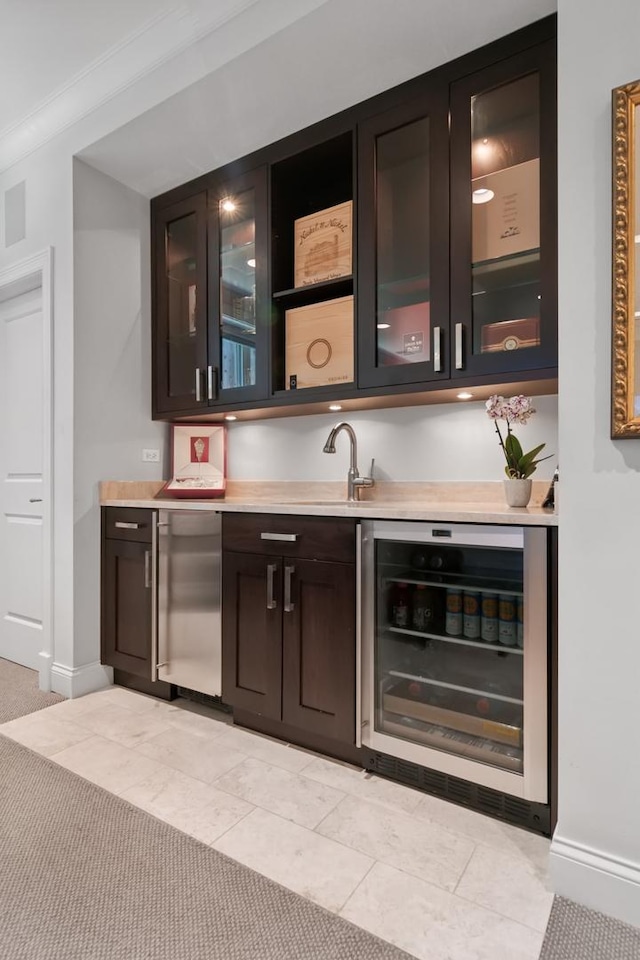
[224,415,237,421]
[329,404,342,411]
[221,199,236,212]
[457,392,473,400]
[472,188,494,204]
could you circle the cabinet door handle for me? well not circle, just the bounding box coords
[144,549,152,589]
[261,532,298,542]
[29,498,43,503]
[195,367,202,402]
[284,565,295,613]
[455,323,464,370]
[207,365,216,401]
[266,563,277,610]
[115,521,141,530]
[433,326,442,372]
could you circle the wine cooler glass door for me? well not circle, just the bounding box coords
[361,521,548,802]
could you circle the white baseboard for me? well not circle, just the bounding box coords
[37,650,54,692]
[50,660,113,699]
[550,830,640,929]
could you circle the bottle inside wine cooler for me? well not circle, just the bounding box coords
[445,587,463,635]
[498,593,517,646]
[480,592,498,643]
[391,582,410,628]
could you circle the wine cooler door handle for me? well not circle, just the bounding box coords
[266,563,277,610]
[455,323,464,370]
[433,326,442,372]
[284,565,295,613]
[195,367,202,402]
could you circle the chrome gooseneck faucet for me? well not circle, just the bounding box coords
[322,421,375,502]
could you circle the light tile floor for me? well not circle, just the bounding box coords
[1,686,552,959]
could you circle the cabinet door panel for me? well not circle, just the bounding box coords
[102,539,152,679]
[208,167,270,405]
[153,193,208,415]
[222,551,282,719]
[449,39,557,379]
[282,559,355,743]
[357,86,450,388]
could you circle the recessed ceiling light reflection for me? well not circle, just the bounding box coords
[247,258,256,268]
[377,322,391,329]
[472,188,494,204]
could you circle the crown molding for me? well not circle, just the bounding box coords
[0,0,327,175]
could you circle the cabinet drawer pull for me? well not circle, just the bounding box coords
[455,323,463,370]
[433,326,442,373]
[266,563,277,610]
[115,521,141,530]
[260,532,298,542]
[284,565,295,613]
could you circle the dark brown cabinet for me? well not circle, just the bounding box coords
[101,508,155,680]
[151,15,557,420]
[222,514,357,745]
[449,37,557,381]
[153,167,269,417]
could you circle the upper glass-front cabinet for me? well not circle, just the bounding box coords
[357,91,450,388]
[449,40,557,379]
[152,170,268,416]
[209,167,269,405]
[153,194,208,415]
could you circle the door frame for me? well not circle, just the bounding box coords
[0,247,54,690]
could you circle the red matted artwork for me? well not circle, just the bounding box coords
[158,424,227,499]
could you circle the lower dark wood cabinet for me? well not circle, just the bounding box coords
[102,537,153,679]
[222,514,357,746]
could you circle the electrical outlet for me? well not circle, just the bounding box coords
[142,448,160,463]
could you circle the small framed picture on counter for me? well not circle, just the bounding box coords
[158,424,227,498]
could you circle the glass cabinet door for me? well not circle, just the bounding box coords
[450,41,557,379]
[373,536,527,775]
[153,193,208,415]
[357,89,450,388]
[208,167,269,404]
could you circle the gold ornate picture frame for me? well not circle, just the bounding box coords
[612,79,640,437]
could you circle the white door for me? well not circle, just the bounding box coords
[0,282,48,671]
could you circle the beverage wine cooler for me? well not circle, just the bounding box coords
[360,520,550,833]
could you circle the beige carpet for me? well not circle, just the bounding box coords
[0,658,64,723]
[0,734,411,960]
[540,895,640,959]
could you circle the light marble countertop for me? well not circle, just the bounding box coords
[100,480,558,526]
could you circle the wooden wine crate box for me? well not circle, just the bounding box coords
[294,201,352,287]
[285,295,354,390]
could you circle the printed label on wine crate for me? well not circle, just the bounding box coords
[480,316,540,353]
[472,158,539,263]
[285,295,354,389]
[294,201,352,287]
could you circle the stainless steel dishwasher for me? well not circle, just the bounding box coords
[156,509,221,696]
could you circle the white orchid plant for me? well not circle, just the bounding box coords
[485,394,552,480]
